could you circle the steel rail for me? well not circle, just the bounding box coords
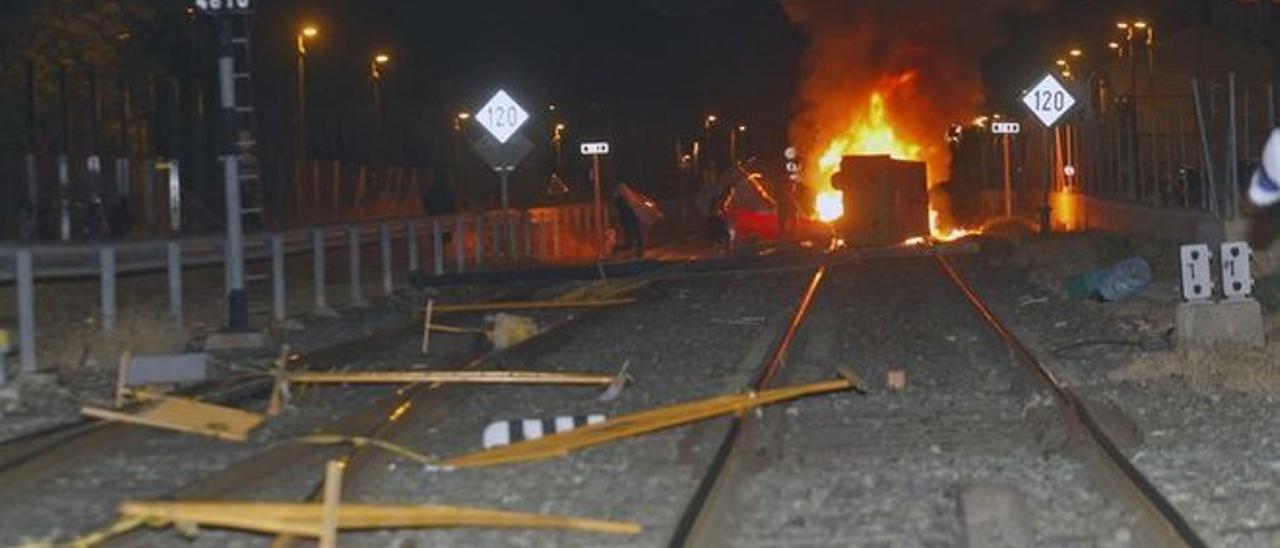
[668,264,828,547]
[932,249,1208,548]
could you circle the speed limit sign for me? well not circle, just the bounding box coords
[1022,74,1076,128]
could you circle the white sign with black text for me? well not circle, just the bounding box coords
[991,122,1021,135]
[1021,74,1076,128]
[580,142,610,156]
[476,90,529,144]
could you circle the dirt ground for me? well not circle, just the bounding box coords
[986,225,1280,397]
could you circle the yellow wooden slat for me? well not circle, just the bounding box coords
[430,299,635,314]
[285,370,615,386]
[443,378,855,469]
[82,397,263,442]
[120,501,643,536]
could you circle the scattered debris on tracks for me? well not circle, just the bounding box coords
[95,458,641,545]
[429,298,636,314]
[81,393,263,442]
[438,372,864,469]
[887,369,907,391]
[270,369,625,414]
[486,313,539,349]
[112,350,210,407]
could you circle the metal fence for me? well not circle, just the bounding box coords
[0,202,610,382]
[950,74,1271,227]
[0,152,465,241]
[1071,75,1271,220]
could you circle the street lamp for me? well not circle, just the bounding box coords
[730,123,747,165]
[706,115,716,181]
[552,122,567,168]
[296,25,319,188]
[371,53,390,164]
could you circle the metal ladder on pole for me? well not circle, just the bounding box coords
[228,12,266,231]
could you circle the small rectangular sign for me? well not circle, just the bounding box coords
[991,122,1021,134]
[580,142,610,155]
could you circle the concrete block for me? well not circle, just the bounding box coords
[203,331,272,352]
[123,353,210,387]
[958,483,1033,548]
[1176,300,1266,348]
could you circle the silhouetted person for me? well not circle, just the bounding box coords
[423,178,457,243]
[776,178,798,239]
[613,183,643,258]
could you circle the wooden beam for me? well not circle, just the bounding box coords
[83,396,263,442]
[285,370,616,386]
[443,377,858,469]
[430,299,635,314]
[119,501,643,536]
[319,461,343,548]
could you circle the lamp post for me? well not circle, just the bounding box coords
[703,114,717,183]
[296,26,318,187]
[731,124,746,166]
[371,53,390,162]
[1116,20,1154,197]
[553,122,566,168]
[452,111,469,185]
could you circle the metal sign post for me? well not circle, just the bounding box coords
[195,0,253,329]
[470,90,532,258]
[581,142,610,253]
[1021,74,1077,235]
[991,122,1021,218]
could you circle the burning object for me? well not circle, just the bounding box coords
[815,190,845,223]
[830,154,929,247]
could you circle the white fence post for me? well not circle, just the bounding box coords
[454,216,465,273]
[99,247,117,334]
[17,249,37,373]
[313,228,328,310]
[380,223,393,296]
[407,221,420,273]
[349,226,365,306]
[271,234,286,322]
[432,219,444,276]
[167,241,183,326]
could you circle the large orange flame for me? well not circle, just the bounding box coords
[809,89,977,242]
[815,92,922,189]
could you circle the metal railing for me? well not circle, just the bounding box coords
[0,202,609,381]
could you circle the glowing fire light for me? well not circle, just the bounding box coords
[817,93,921,184]
[811,89,980,242]
[815,191,844,223]
[929,209,979,242]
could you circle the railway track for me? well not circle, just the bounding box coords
[667,247,1207,547]
[1,246,1213,546]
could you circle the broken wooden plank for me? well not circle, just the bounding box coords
[119,501,643,536]
[319,461,343,548]
[82,396,264,442]
[421,299,434,354]
[285,370,617,386]
[442,376,860,469]
[429,298,635,314]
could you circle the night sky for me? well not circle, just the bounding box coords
[0,0,1256,211]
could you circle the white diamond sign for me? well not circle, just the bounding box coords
[1022,74,1076,128]
[476,90,529,144]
